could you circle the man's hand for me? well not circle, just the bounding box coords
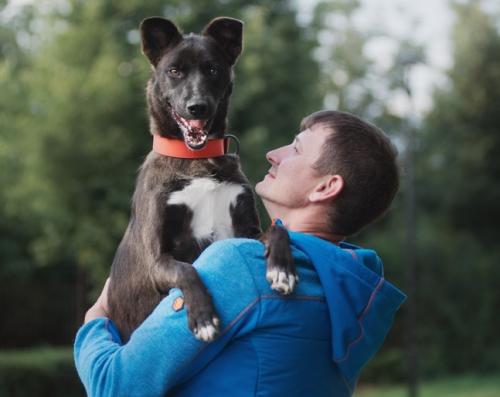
[84,278,111,324]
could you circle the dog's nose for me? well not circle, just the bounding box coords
[187,103,208,118]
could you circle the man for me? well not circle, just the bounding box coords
[75,110,406,397]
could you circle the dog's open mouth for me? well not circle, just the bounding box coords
[171,110,208,150]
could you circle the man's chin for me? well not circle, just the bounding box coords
[255,184,273,210]
[255,180,269,199]
[255,180,263,194]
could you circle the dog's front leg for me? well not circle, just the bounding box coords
[263,222,298,295]
[231,188,297,293]
[149,258,220,342]
[144,194,220,342]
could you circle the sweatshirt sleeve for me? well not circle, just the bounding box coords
[74,240,260,397]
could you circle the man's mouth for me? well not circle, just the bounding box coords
[171,109,209,150]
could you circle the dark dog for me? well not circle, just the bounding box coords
[107,17,297,343]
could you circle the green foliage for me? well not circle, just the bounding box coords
[416,1,500,375]
[423,1,500,245]
[311,0,376,114]
[233,2,323,184]
[0,348,84,397]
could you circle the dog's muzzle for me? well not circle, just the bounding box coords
[171,109,209,150]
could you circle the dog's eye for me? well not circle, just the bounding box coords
[168,67,181,77]
[208,67,218,77]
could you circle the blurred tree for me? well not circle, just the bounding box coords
[232,2,323,185]
[0,2,81,346]
[311,0,377,115]
[417,0,500,374]
[423,0,500,244]
[0,2,37,271]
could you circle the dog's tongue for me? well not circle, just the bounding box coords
[186,120,207,129]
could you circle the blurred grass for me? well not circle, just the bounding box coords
[0,347,84,397]
[0,346,73,367]
[355,375,500,397]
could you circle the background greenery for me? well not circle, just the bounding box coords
[1,0,499,395]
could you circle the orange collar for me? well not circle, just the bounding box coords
[153,134,230,159]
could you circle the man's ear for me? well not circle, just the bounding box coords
[140,17,183,67]
[203,17,243,65]
[309,175,344,203]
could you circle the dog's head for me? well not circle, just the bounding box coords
[141,17,243,150]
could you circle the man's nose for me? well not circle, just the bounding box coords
[266,144,289,165]
[266,148,280,165]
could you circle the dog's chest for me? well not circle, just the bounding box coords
[167,177,244,241]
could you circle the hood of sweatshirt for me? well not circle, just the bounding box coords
[287,229,406,383]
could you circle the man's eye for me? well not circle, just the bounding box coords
[293,145,299,153]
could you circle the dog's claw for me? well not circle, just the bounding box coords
[189,309,220,342]
[266,268,299,295]
[193,318,220,342]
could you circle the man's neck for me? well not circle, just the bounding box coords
[265,203,345,244]
[286,221,345,244]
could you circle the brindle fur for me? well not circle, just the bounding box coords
[107,17,295,342]
[108,152,260,340]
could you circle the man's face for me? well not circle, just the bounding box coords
[255,123,332,211]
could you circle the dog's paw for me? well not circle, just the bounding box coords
[266,268,299,295]
[184,284,221,342]
[192,316,220,342]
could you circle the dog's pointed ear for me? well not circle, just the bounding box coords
[140,17,182,67]
[203,17,243,65]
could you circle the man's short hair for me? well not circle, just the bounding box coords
[300,110,399,236]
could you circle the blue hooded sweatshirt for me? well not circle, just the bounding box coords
[74,232,406,397]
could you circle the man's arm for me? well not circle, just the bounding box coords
[74,240,260,397]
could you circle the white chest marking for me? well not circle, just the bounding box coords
[167,177,245,241]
